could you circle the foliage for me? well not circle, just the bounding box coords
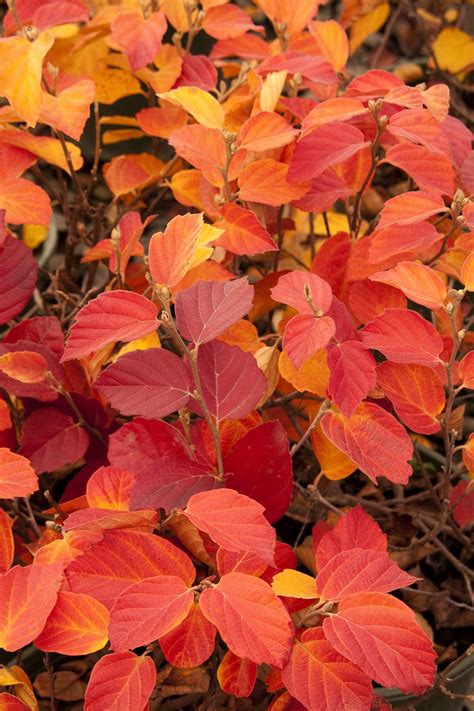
[0,0,473,710]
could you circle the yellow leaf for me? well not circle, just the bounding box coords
[0,664,38,710]
[93,67,143,105]
[111,332,161,362]
[350,3,390,54]
[259,71,287,112]
[310,20,349,72]
[432,28,474,76]
[272,569,318,599]
[0,32,54,127]
[279,349,329,397]
[189,223,221,269]
[461,252,474,291]
[23,224,48,249]
[102,129,144,144]
[157,87,225,129]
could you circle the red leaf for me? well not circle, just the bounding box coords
[213,203,278,255]
[0,510,13,573]
[109,575,194,651]
[387,108,450,155]
[62,291,158,362]
[315,505,387,571]
[65,529,195,609]
[450,480,474,528]
[0,563,62,651]
[20,408,89,473]
[0,341,61,402]
[288,124,367,182]
[0,233,38,324]
[369,222,441,262]
[175,278,254,344]
[281,626,372,711]
[316,549,417,601]
[159,601,216,668]
[95,349,193,418]
[327,340,377,417]
[369,262,447,310]
[0,350,47,383]
[111,11,167,71]
[459,351,474,389]
[238,112,297,152]
[197,341,266,419]
[217,651,257,697]
[385,143,455,195]
[0,692,30,710]
[34,590,109,655]
[108,418,217,512]
[377,362,445,434]
[322,592,436,693]
[200,572,294,667]
[184,488,276,565]
[271,271,333,315]
[283,314,336,369]
[62,507,158,534]
[84,651,156,711]
[223,421,292,523]
[377,190,447,230]
[0,448,38,498]
[3,316,64,357]
[321,402,413,484]
[174,54,218,91]
[360,309,443,366]
[202,3,262,39]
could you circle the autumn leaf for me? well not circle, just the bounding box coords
[157,87,225,129]
[84,652,156,711]
[217,651,257,698]
[0,449,38,498]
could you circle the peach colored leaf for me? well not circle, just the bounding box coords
[65,529,195,609]
[213,203,278,255]
[202,4,262,39]
[84,652,156,711]
[0,33,54,126]
[95,349,193,418]
[158,87,225,129]
[136,105,187,139]
[309,20,349,72]
[109,575,194,651]
[385,143,455,196]
[281,626,372,711]
[283,314,336,369]
[377,361,445,434]
[377,191,447,230]
[368,222,441,262]
[184,489,276,565]
[0,233,38,324]
[169,124,226,186]
[388,108,450,155]
[315,505,387,571]
[271,271,333,315]
[238,159,308,206]
[459,351,474,389]
[461,251,474,291]
[148,212,203,289]
[0,448,38,498]
[34,590,109,655]
[200,572,294,667]
[321,402,413,484]
[0,129,83,174]
[0,351,47,384]
[0,510,14,574]
[62,291,158,362]
[39,79,95,141]
[322,592,436,693]
[0,563,62,651]
[369,262,447,310]
[238,112,297,152]
[360,309,443,366]
[288,124,367,182]
[316,548,417,601]
[159,601,216,668]
[300,98,366,137]
[217,651,257,697]
[272,569,318,599]
[327,340,377,417]
[196,340,266,419]
[0,177,51,226]
[175,278,254,344]
[86,466,135,511]
[103,153,162,197]
[111,11,167,71]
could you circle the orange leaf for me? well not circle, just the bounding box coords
[377,191,447,230]
[0,178,51,226]
[86,465,135,511]
[279,349,329,398]
[136,105,187,139]
[377,362,445,434]
[272,569,318,599]
[0,449,38,498]
[0,563,62,651]
[169,124,227,187]
[109,575,194,651]
[238,159,308,206]
[238,112,297,152]
[0,510,14,574]
[370,262,447,310]
[349,3,390,53]
[0,351,48,384]
[103,153,163,196]
[200,572,294,667]
[39,79,95,141]
[217,651,257,698]
[202,4,262,39]
[459,351,474,389]
[369,222,441,262]
[214,203,278,255]
[385,143,455,196]
[0,129,83,174]
[35,590,109,655]
[461,251,474,291]
[159,601,216,668]
[111,11,167,71]
[0,33,54,126]
[158,87,225,129]
[321,402,413,484]
[301,98,366,137]
[148,212,204,289]
[84,652,156,711]
[281,626,372,711]
[309,20,349,72]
